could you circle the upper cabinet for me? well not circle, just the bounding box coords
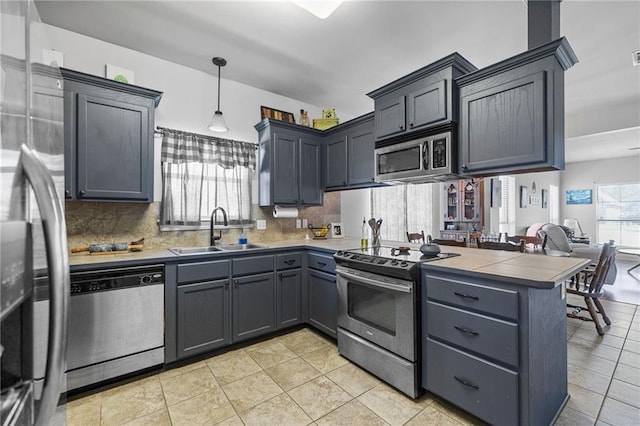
[61,68,162,202]
[367,53,477,141]
[256,119,323,206]
[456,38,578,177]
[324,113,379,190]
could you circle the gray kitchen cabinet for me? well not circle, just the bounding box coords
[60,68,162,202]
[231,255,276,342]
[169,259,231,361]
[324,113,378,190]
[368,53,476,141]
[177,279,230,358]
[256,119,323,206]
[457,38,578,176]
[421,269,568,426]
[276,253,303,329]
[306,252,337,338]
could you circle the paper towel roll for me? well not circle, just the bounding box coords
[273,205,299,218]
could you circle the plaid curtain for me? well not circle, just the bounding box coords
[160,129,256,226]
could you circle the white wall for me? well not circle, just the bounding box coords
[560,156,640,239]
[513,170,561,233]
[43,24,340,202]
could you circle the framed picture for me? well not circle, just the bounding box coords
[260,106,295,124]
[490,178,502,208]
[529,195,540,205]
[566,189,592,205]
[541,189,548,209]
[330,223,344,239]
[520,185,528,208]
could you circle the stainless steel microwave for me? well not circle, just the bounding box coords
[375,131,458,183]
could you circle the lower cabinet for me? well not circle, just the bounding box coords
[232,272,276,342]
[277,269,302,329]
[177,279,230,358]
[307,268,337,339]
[422,269,568,426]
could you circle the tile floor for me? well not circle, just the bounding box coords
[66,299,640,426]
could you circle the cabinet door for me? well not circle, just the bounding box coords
[347,123,375,185]
[375,95,406,139]
[307,269,337,339]
[277,269,302,329]
[443,182,460,222]
[232,272,276,342]
[407,80,446,131]
[459,71,546,176]
[76,93,151,201]
[299,136,323,205]
[325,134,347,188]
[177,279,230,358]
[460,180,480,222]
[272,131,299,204]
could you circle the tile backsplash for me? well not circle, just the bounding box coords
[65,192,341,250]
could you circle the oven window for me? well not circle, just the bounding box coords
[377,146,421,174]
[347,283,396,335]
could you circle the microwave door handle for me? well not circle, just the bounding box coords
[18,144,70,426]
[336,269,412,294]
[422,141,429,171]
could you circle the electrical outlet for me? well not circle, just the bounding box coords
[296,219,301,228]
[256,219,267,230]
[302,218,308,228]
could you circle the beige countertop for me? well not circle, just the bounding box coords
[68,237,590,288]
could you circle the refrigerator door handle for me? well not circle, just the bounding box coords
[17,144,70,426]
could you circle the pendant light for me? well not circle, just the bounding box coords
[208,57,229,132]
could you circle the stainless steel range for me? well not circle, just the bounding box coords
[333,246,460,398]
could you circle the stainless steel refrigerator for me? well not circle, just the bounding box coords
[1,0,69,425]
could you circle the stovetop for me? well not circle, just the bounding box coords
[333,246,461,280]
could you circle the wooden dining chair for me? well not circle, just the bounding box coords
[566,242,616,336]
[506,235,544,251]
[432,238,466,247]
[407,231,425,244]
[475,238,525,252]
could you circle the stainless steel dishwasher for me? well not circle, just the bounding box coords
[35,265,165,393]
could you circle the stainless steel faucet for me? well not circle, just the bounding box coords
[210,207,228,246]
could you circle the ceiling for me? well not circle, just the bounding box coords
[35,0,640,163]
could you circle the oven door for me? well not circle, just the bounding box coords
[336,266,416,362]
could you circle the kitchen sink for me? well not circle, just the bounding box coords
[169,243,267,255]
[169,246,224,255]
[218,243,267,251]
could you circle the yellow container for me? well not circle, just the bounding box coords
[312,118,340,130]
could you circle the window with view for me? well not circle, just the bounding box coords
[371,183,433,242]
[596,183,640,248]
[498,176,516,236]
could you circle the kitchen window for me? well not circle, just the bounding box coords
[159,129,255,230]
[498,176,516,236]
[370,183,434,241]
[597,182,640,248]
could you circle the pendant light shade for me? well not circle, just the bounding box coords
[208,57,229,132]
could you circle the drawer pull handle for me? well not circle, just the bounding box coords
[454,291,479,301]
[454,325,479,336]
[454,376,479,390]
[284,259,296,265]
[317,261,327,267]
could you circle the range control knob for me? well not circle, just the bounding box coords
[390,260,399,265]
[336,251,344,256]
[141,275,151,284]
[400,261,409,267]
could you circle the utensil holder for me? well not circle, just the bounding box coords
[372,231,381,249]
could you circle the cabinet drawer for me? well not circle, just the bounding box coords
[425,275,518,320]
[307,252,336,274]
[276,253,302,270]
[426,338,518,426]
[233,255,274,276]
[177,260,230,284]
[427,301,518,367]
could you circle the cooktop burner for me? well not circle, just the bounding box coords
[333,246,461,280]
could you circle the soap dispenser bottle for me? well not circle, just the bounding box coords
[239,229,248,245]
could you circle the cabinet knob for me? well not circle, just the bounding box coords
[409,122,414,127]
[65,189,71,197]
[234,279,239,287]
[300,200,304,204]
[78,190,85,197]
[225,281,229,288]
[278,273,283,279]
[399,125,404,130]
[461,164,468,171]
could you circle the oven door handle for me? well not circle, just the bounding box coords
[336,269,412,294]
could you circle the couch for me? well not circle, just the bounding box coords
[527,223,617,285]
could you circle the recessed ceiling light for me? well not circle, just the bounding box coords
[291,0,343,19]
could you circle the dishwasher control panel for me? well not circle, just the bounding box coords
[71,265,164,295]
